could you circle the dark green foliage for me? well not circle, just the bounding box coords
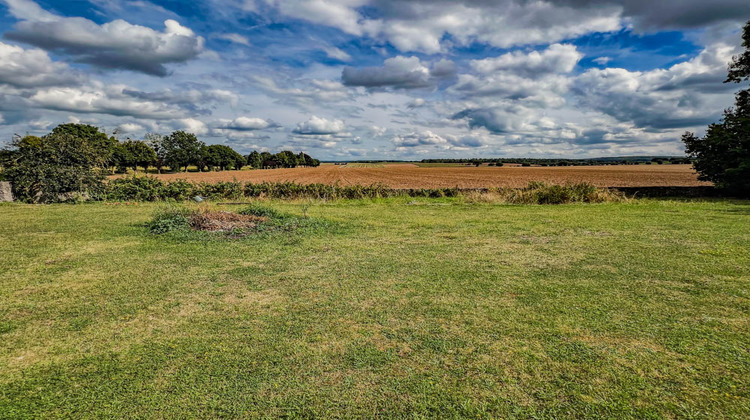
[246,151,263,169]
[162,131,205,172]
[3,133,104,203]
[194,181,244,199]
[148,207,192,234]
[115,140,157,173]
[684,20,750,196]
[244,150,320,169]
[51,123,119,169]
[144,133,167,173]
[726,21,750,84]
[103,178,618,204]
[199,145,246,171]
[238,204,288,219]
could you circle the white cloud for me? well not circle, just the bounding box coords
[216,117,277,131]
[174,118,209,135]
[215,33,251,46]
[293,116,346,135]
[342,56,455,90]
[117,123,144,133]
[4,0,204,76]
[471,44,582,76]
[28,83,187,119]
[0,41,82,88]
[323,46,352,61]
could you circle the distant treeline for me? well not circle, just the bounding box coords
[1,123,320,175]
[0,123,321,203]
[420,157,693,166]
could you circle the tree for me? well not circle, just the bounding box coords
[274,150,298,168]
[145,133,166,173]
[2,133,104,203]
[162,131,204,172]
[51,123,119,170]
[117,140,157,173]
[683,20,750,195]
[246,151,263,169]
[199,144,246,171]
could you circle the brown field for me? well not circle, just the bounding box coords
[128,164,709,189]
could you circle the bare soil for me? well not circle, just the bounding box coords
[124,164,710,189]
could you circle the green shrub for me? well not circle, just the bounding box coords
[160,180,195,201]
[501,182,622,204]
[195,181,243,199]
[237,204,289,220]
[106,176,164,201]
[148,207,193,234]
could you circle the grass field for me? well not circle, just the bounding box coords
[129,164,710,189]
[1,198,748,418]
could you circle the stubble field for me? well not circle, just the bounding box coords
[134,164,709,188]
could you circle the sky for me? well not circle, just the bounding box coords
[0,0,748,160]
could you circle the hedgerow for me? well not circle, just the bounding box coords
[103,176,619,203]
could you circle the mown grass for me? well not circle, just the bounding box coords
[0,198,749,418]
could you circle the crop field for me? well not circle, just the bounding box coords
[1,199,748,418]
[132,164,709,188]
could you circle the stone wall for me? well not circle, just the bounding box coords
[0,181,14,202]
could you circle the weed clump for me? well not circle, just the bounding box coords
[463,182,625,204]
[148,207,193,234]
[148,204,330,237]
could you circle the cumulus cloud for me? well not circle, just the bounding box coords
[293,116,346,135]
[173,118,209,135]
[471,44,582,77]
[121,88,239,110]
[451,44,581,106]
[239,1,750,53]
[3,0,204,76]
[253,76,351,105]
[556,0,750,30]
[342,56,455,90]
[215,117,278,131]
[27,83,189,119]
[573,41,739,129]
[116,123,145,133]
[0,41,82,88]
[392,130,488,151]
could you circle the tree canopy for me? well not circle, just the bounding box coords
[683,20,750,196]
[2,132,105,203]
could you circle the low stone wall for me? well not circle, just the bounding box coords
[0,181,13,202]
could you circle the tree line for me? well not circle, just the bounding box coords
[0,123,320,202]
[420,157,693,166]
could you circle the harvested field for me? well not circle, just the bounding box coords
[129,164,710,188]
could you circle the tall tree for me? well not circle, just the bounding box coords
[144,133,166,173]
[162,131,205,172]
[683,20,750,196]
[117,140,157,173]
[2,133,104,203]
[246,151,263,169]
[50,123,119,170]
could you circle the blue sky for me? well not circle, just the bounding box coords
[0,0,748,159]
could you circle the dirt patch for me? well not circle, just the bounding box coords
[190,211,267,232]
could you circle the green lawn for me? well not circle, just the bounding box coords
[1,199,748,418]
